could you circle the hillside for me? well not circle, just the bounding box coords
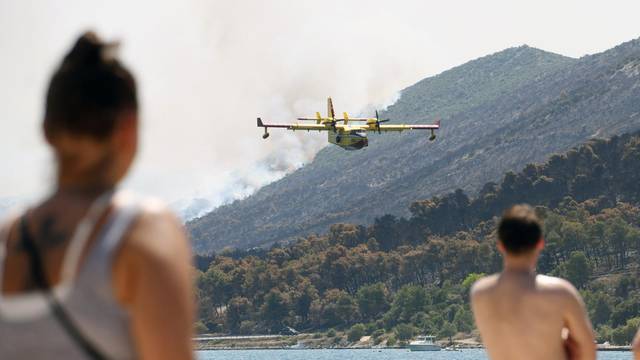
[194,131,640,345]
[189,38,640,252]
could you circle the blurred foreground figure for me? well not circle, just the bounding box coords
[0,32,194,360]
[633,330,640,359]
[471,205,595,360]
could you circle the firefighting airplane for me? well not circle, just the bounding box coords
[257,97,440,150]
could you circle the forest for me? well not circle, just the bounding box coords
[194,131,640,345]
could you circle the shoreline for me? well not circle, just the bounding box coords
[196,347,632,352]
[194,336,631,352]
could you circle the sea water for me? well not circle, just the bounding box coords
[197,348,629,360]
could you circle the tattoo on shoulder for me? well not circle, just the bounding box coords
[36,216,69,248]
[11,212,73,253]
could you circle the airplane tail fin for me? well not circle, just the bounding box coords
[327,97,335,118]
[343,112,349,124]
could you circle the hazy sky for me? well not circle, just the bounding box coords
[1,0,639,211]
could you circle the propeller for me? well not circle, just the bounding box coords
[326,118,337,131]
[373,110,390,134]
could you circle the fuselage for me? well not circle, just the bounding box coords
[328,129,368,150]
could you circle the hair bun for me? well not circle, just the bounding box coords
[45,30,137,139]
[65,31,119,66]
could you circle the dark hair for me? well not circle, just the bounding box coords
[44,31,137,139]
[497,204,542,254]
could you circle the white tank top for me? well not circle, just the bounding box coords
[0,191,140,359]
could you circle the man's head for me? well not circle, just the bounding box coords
[497,204,543,255]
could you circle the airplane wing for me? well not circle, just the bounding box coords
[296,117,372,124]
[376,119,440,132]
[335,117,371,121]
[258,118,329,131]
[376,124,439,131]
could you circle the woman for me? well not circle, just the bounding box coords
[0,32,194,359]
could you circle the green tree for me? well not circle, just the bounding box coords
[595,325,613,344]
[438,322,457,343]
[610,298,640,327]
[386,285,429,325]
[453,308,474,333]
[348,323,367,342]
[239,320,256,335]
[292,281,319,323]
[226,297,251,334]
[556,251,592,289]
[194,321,208,334]
[611,317,640,345]
[394,323,417,341]
[614,276,636,298]
[386,335,397,347]
[197,267,230,320]
[321,289,358,327]
[410,312,428,330]
[590,292,612,326]
[605,218,631,268]
[260,289,289,331]
[356,283,390,321]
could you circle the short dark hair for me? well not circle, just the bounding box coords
[44,31,137,139]
[497,204,542,254]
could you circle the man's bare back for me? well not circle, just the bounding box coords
[472,272,596,360]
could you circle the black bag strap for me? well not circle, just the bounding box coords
[19,215,108,360]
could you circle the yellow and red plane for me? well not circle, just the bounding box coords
[257,97,440,150]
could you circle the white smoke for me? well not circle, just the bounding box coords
[3,0,640,211]
[159,0,439,219]
[175,89,402,220]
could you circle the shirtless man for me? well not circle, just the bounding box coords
[471,204,596,360]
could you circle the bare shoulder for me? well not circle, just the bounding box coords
[121,197,190,264]
[130,198,182,235]
[536,274,583,302]
[536,275,577,293]
[470,273,500,299]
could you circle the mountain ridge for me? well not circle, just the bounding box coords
[189,37,640,252]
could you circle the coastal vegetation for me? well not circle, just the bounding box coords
[194,131,640,345]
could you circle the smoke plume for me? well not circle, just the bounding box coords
[161,0,439,218]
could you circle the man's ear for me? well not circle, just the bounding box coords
[536,237,545,251]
